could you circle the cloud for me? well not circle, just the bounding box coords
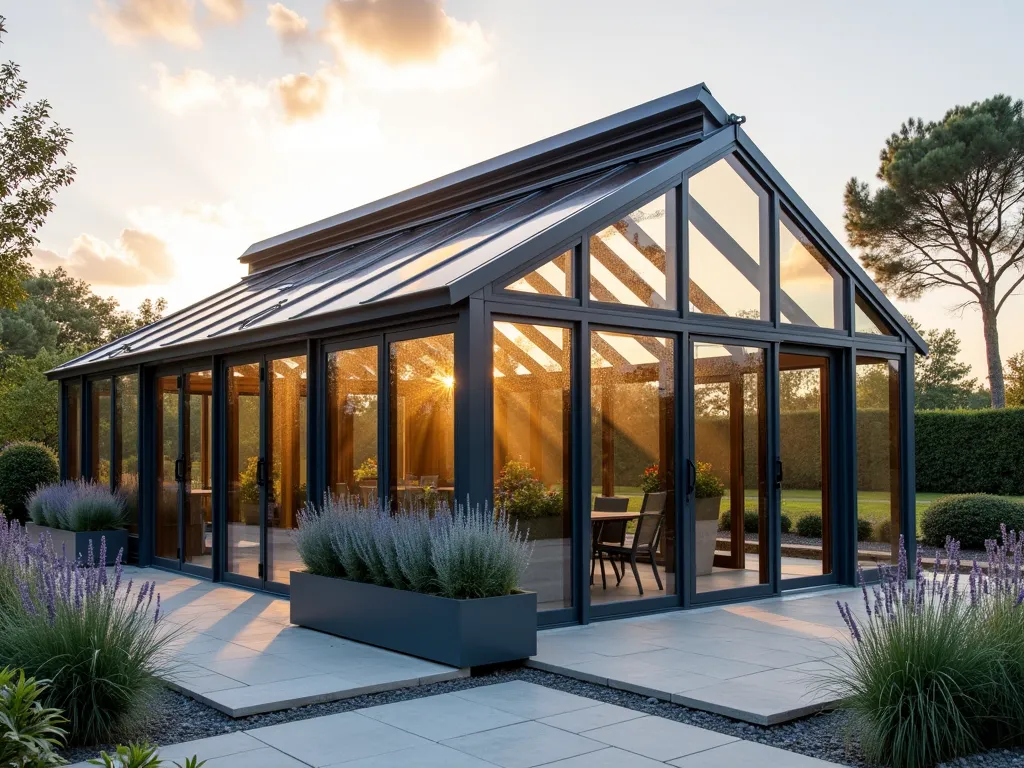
[267,2,310,49]
[272,69,333,121]
[202,0,246,23]
[780,243,833,283]
[95,0,202,47]
[32,229,176,287]
[321,0,493,89]
[95,0,246,47]
[148,64,269,115]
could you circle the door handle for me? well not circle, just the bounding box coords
[174,456,185,483]
[256,458,266,487]
[775,457,784,490]
[686,458,696,500]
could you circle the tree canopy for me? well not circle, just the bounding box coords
[910,319,983,410]
[1007,352,1024,408]
[845,95,1024,408]
[0,15,75,309]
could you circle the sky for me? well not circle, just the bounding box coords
[4,0,1024,383]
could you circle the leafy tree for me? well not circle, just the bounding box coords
[0,348,81,449]
[845,95,1024,408]
[1007,351,1024,408]
[910,319,981,410]
[0,16,75,309]
[0,268,164,360]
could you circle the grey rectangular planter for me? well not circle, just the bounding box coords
[290,570,537,668]
[25,524,127,566]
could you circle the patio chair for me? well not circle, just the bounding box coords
[640,491,667,514]
[591,496,630,588]
[420,474,439,489]
[596,512,664,595]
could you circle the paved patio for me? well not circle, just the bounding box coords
[529,587,859,725]
[68,681,846,767]
[146,568,467,717]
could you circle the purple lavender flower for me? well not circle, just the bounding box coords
[154,594,161,624]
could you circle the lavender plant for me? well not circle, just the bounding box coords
[295,496,532,599]
[0,518,174,746]
[27,481,128,532]
[827,532,1024,768]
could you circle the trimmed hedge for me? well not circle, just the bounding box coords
[921,494,1024,550]
[0,442,59,522]
[916,408,1024,496]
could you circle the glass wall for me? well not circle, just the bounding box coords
[226,363,261,579]
[185,371,214,568]
[506,250,574,298]
[693,342,767,595]
[688,155,770,319]
[115,374,139,534]
[267,355,307,584]
[590,330,675,604]
[89,379,112,484]
[389,333,455,510]
[856,356,901,566]
[589,193,675,310]
[493,321,571,611]
[155,375,179,561]
[779,213,844,329]
[855,292,895,336]
[779,352,831,580]
[327,345,379,505]
[65,380,81,480]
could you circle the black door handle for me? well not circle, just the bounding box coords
[686,458,696,500]
[174,456,185,483]
[256,458,266,487]
[775,457,784,489]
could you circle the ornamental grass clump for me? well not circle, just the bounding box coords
[295,495,532,599]
[826,530,1024,768]
[0,517,173,746]
[27,480,128,532]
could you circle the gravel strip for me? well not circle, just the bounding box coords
[61,665,1024,766]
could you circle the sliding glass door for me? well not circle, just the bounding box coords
[224,352,307,591]
[152,367,213,575]
[689,339,771,602]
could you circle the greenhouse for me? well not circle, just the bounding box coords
[50,83,924,625]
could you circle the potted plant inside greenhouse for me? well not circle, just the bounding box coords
[494,459,564,540]
[693,462,726,576]
[25,480,129,565]
[290,496,536,667]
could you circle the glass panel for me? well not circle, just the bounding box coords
[693,343,767,594]
[155,375,179,561]
[184,371,213,569]
[780,353,832,580]
[65,381,81,480]
[505,250,573,298]
[89,379,112,484]
[226,363,261,579]
[389,333,455,511]
[589,192,674,309]
[327,345,379,506]
[115,374,139,535]
[267,355,308,585]
[589,331,675,604]
[688,155,770,319]
[780,213,844,329]
[857,357,902,566]
[493,322,572,611]
[855,292,895,336]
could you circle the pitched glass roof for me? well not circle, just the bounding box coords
[54,153,682,373]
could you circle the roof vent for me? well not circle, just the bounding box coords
[239,300,287,329]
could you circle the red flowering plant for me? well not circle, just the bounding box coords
[639,464,661,494]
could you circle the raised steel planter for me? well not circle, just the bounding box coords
[290,570,537,668]
[25,524,127,566]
